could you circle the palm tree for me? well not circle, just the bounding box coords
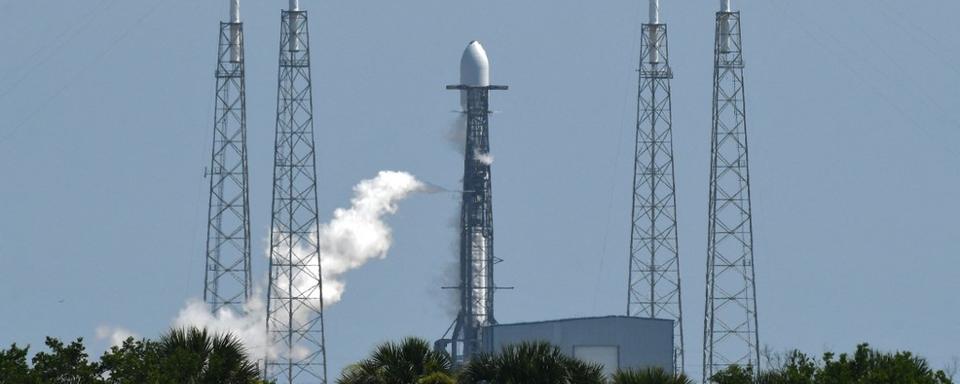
[612,367,694,384]
[157,327,261,384]
[458,341,605,384]
[337,337,454,384]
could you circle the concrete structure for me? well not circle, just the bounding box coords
[482,316,674,377]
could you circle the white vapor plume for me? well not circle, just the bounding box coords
[317,170,427,304]
[474,150,494,166]
[172,296,275,359]
[96,171,427,362]
[95,326,138,347]
[446,115,467,154]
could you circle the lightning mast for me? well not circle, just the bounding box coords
[265,0,327,382]
[204,0,252,314]
[703,0,760,381]
[436,41,508,365]
[627,0,684,374]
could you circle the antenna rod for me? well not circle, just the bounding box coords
[229,0,241,62]
[721,0,732,12]
[649,0,660,24]
[230,0,240,23]
[287,0,301,52]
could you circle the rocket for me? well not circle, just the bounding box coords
[440,40,508,363]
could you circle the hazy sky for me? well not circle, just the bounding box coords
[0,0,958,380]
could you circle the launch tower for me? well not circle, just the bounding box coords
[703,0,760,380]
[627,0,685,374]
[265,0,328,382]
[204,0,252,314]
[437,41,508,365]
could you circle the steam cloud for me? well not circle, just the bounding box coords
[318,170,427,303]
[474,150,494,165]
[95,326,138,347]
[98,171,426,360]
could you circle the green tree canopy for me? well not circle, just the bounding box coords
[612,366,694,384]
[457,341,605,384]
[710,344,954,384]
[0,327,267,384]
[337,337,454,384]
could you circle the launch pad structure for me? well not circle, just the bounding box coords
[264,1,328,383]
[436,41,509,366]
[627,0,685,374]
[194,0,764,380]
[703,0,761,381]
[204,0,252,317]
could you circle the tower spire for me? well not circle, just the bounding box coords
[702,3,761,382]
[264,3,328,383]
[628,0,684,374]
[203,0,252,315]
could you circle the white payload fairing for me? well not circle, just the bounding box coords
[460,41,490,87]
[458,41,491,108]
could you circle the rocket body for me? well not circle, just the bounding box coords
[448,40,501,363]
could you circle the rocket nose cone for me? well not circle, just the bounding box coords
[460,41,490,87]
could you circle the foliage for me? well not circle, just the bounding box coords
[99,337,164,383]
[458,341,605,384]
[31,338,102,384]
[156,327,262,384]
[337,337,454,384]
[710,344,954,384]
[0,343,36,383]
[612,366,694,384]
[0,327,264,384]
[710,365,756,384]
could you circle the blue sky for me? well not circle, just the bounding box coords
[0,0,958,380]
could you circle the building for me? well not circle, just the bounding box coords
[481,316,674,377]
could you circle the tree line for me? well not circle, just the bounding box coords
[0,327,267,384]
[0,330,954,383]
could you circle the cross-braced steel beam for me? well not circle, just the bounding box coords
[628,21,685,375]
[265,8,327,384]
[703,9,761,383]
[204,21,252,315]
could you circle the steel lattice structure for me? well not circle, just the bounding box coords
[627,19,685,374]
[265,8,327,384]
[204,20,252,314]
[702,8,760,382]
[438,83,507,365]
